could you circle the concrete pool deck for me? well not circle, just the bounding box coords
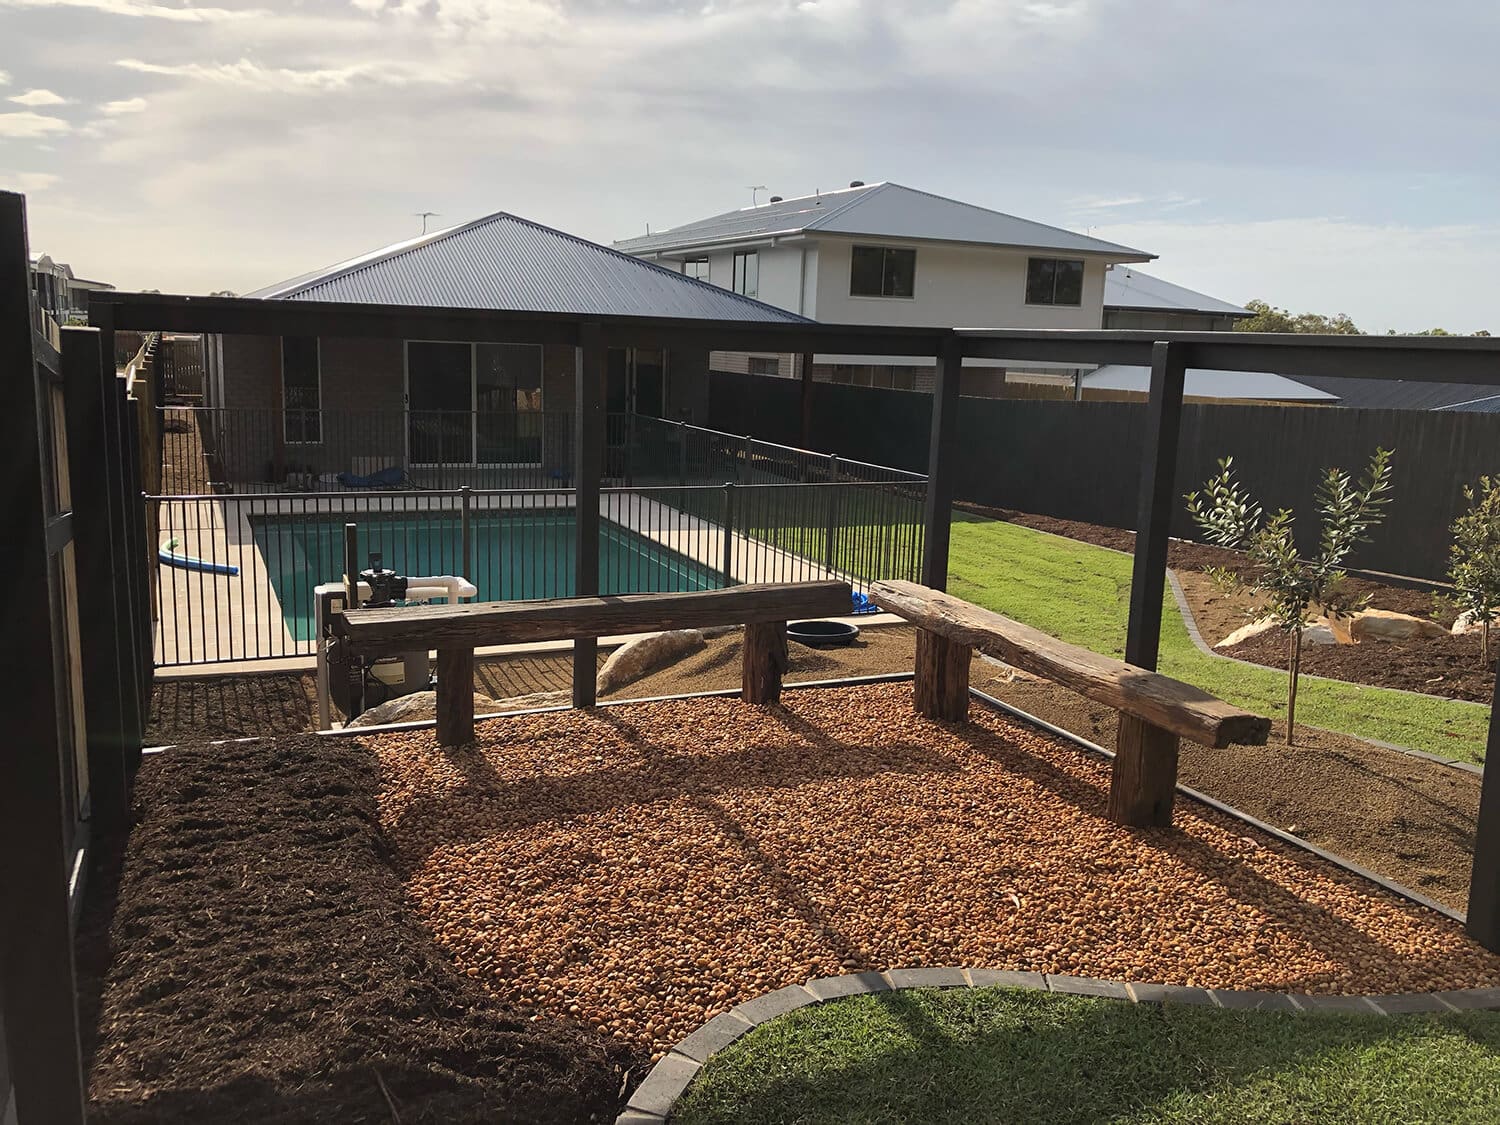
[154,489,882,667]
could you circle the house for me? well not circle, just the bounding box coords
[29,252,113,324]
[201,211,807,486]
[614,181,1154,394]
[1102,267,1250,332]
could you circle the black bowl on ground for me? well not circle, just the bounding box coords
[787,620,860,648]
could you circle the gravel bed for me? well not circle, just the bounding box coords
[369,682,1500,1063]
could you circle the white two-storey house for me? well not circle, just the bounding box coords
[615,181,1155,393]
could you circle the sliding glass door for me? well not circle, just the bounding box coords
[407,341,544,467]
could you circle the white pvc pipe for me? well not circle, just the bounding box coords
[351,575,478,603]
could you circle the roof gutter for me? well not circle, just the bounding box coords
[616,228,807,257]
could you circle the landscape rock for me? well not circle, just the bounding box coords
[1452,610,1490,637]
[346,689,569,728]
[1350,609,1449,643]
[1218,615,1345,649]
[1216,617,1279,648]
[596,629,708,696]
[1300,622,1339,646]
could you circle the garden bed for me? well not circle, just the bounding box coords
[964,503,1496,703]
[367,683,1499,1068]
[77,735,626,1123]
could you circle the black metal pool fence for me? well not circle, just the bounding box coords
[149,478,926,666]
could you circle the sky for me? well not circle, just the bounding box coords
[2,0,1496,334]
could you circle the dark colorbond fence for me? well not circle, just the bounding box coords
[710,371,1500,582]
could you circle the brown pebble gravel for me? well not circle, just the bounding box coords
[369,683,1500,1061]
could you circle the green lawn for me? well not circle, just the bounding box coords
[946,513,1490,763]
[672,987,1500,1125]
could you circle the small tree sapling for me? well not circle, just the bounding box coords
[1184,449,1395,744]
[1449,476,1500,667]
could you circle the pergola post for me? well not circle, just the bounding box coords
[572,322,605,707]
[799,351,815,448]
[1466,673,1500,951]
[921,333,963,590]
[1123,340,1187,670]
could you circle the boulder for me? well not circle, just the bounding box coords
[1452,610,1491,636]
[345,688,569,728]
[596,629,708,696]
[1350,609,1448,643]
[1300,622,1339,646]
[1216,616,1279,648]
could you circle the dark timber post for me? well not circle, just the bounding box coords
[0,190,87,1124]
[1122,340,1187,670]
[63,326,130,827]
[799,351,815,448]
[573,322,605,707]
[921,333,963,590]
[1466,671,1500,951]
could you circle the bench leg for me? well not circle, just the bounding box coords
[914,627,970,722]
[743,621,789,704]
[1107,714,1179,827]
[436,646,475,746]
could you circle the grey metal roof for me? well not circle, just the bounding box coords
[1435,392,1500,412]
[614,182,1155,261]
[1103,267,1248,316]
[246,211,809,322]
[1291,374,1500,411]
[1084,365,1338,402]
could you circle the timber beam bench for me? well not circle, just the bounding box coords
[870,580,1271,828]
[335,580,852,746]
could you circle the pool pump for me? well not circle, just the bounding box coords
[314,555,478,729]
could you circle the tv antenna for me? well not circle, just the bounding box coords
[415,211,440,234]
[746,185,768,206]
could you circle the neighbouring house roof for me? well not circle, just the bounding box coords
[613,182,1155,261]
[1290,375,1500,411]
[246,211,810,322]
[1084,365,1339,402]
[1435,392,1500,413]
[1103,268,1249,317]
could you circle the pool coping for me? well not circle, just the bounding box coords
[618,968,1500,1123]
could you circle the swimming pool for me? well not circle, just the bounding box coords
[251,508,720,641]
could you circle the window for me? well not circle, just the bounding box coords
[682,257,710,281]
[732,250,758,298]
[748,356,780,376]
[282,336,321,443]
[1025,258,1085,306]
[850,245,917,298]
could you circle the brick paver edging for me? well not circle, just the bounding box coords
[616,968,1500,1123]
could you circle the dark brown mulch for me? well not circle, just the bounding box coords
[76,735,627,1124]
[973,669,1480,911]
[1226,629,1497,704]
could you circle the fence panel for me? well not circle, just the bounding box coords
[709,371,1500,581]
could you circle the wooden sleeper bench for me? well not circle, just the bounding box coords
[870,580,1271,828]
[335,580,852,746]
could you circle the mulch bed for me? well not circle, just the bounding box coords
[77,736,626,1123]
[369,684,1500,1067]
[961,502,1495,702]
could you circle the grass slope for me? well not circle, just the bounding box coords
[945,513,1490,763]
[673,988,1500,1125]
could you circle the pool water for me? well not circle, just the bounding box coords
[252,509,720,641]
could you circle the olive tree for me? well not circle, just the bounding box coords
[1184,449,1395,744]
[1449,476,1500,666]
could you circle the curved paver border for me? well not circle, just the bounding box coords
[617,969,1500,1123]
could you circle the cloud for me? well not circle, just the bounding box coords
[101,96,148,114]
[0,111,71,137]
[9,88,71,106]
[0,0,262,21]
[0,70,10,86]
[116,57,456,92]
[2,171,61,191]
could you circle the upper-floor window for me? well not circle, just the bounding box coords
[1025,258,1085,306]
[682,257,710,282]
[732,250,758,298]
[282,336,321,444]
[850,245,916,298]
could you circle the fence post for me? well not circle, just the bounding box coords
[437,411,445,491]
[921,333,963,591]
[460,486,472,591]
[1466,672,1500,952]
[824,455,840,576]
[625,409,636,487]
[741,433,752,484]
[722,481,736,586]
[678,420,688,486]
[573,323,605,707]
